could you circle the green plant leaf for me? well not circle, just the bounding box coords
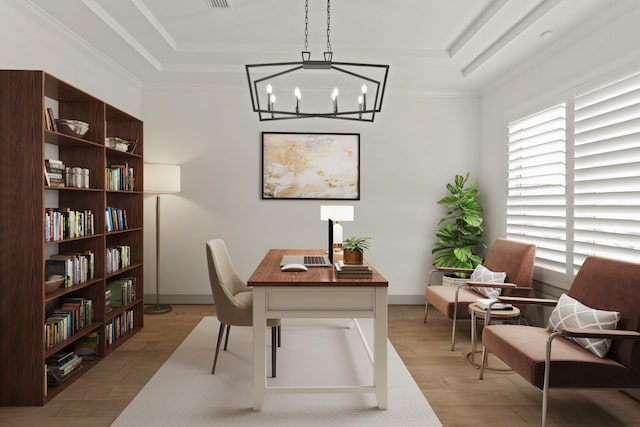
[431,172,485,269]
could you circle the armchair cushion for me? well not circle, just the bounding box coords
[547,293,621,358]
[470,264,506,299]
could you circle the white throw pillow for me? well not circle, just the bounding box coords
[470,264,506,299]
[547,293,620,358]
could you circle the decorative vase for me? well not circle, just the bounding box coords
[343,250,363,265]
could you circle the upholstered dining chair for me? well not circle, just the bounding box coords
[205,239,281,376]
[424,238,536,350]
[479,256,640,427]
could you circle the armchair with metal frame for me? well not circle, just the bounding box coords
[424,238,536,350]
[479,255,640,427]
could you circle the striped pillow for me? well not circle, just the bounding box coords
[547,293,620,358]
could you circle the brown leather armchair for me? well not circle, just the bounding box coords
[480,256,640,427]
[424,238,536,350]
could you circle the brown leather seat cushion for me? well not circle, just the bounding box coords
[425,285,479,320]
[482,324,640,389]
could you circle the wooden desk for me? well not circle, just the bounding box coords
[248,249,389,411]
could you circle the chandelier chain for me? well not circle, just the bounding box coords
[326,0,332,53]
[304,0,309,52]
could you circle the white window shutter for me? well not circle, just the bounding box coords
[506,104,567,274]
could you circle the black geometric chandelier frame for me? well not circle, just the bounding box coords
[245,0,389,122]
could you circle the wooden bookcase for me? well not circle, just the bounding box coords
[0,70,144,406]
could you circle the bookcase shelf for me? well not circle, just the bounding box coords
[0,70,145,406]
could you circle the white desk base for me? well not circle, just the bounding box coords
[252,286,388,410]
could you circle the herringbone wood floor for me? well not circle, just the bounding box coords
[0,305,638,426]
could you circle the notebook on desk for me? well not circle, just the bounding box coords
[279,219,334,267]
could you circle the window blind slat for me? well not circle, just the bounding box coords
[509,68,640,285]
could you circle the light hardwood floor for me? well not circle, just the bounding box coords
[0,305,638,426]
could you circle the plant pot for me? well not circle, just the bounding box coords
[343,249,363,265]
[442,274,470,287]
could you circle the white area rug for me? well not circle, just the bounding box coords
[112,317,441,426]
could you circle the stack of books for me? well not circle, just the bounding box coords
[45,350,83,386]
[75,332,98,361]
[335,260,373,278]
[44,158,65,187]
[475,298,513,310]
[106,136,137,153]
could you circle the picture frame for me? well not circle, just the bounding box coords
[261,132,360,200]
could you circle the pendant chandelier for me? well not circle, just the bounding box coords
[245,0,389,122]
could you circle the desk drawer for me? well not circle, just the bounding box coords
[264,288,377,317]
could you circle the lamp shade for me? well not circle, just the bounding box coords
[144,164,181,193]
[320,205,354,222]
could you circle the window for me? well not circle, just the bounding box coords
[507,70,640,286]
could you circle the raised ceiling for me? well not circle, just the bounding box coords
[13,0,634,92]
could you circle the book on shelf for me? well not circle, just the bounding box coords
[105,309,135,344]
[44,208,95,242]
[44,158,65,187]
[75,332,98,361]
[105,206,128,232]
[105,288,113,313]
[106,245,131,274]
[49,250,95,286]
[105,162,134,191]
[46,353,83,386]
[44,107,57,132]
[106,136,137,153]
[106,277,136,307]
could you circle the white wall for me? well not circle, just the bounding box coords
[479,4,640,288]
[0,1,142,116]
[142,86,481,304]
[1,0,481,305]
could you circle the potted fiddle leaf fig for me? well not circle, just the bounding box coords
[432,172,486,274]
[342,236,371,265]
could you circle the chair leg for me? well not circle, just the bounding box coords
[479,345,488,379]
[223,324,231,351]
[277,325,281,347]
[450,316,457,351]
[212,323,226,374]
[423,301,429,323]
[271,326,277,378]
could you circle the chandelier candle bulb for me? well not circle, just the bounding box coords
[294,87,301,114]
[267,84,274,111]
[332,87,339,114]
[361,84,367,110]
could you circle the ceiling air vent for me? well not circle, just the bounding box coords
[206,0,231,8]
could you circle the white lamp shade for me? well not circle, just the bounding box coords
[320,205,354,222]
[144,164,181,193]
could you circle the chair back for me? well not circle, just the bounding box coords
[568,256,640,373]
[205,239,252,326]
[483,238,536,288]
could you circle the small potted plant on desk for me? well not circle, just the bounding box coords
[342,236,371,265]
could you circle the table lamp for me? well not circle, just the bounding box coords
[320,205,354,253]
[144,163,181,314]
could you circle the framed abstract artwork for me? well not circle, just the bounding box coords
[261,132,360,200]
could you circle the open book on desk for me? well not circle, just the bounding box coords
[475,298,513,310]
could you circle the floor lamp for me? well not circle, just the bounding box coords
[144,163,181,314]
